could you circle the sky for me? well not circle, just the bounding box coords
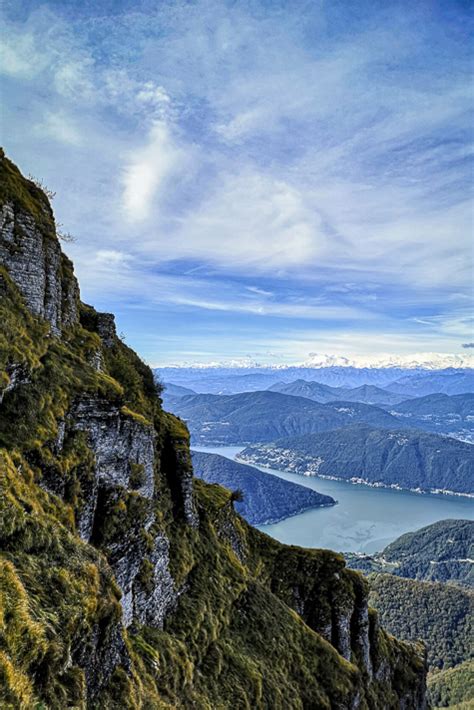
[1,0,473,367]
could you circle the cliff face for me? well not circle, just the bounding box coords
[0,149,427,709]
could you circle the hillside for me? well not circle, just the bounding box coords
[346,520,474,587]
[166,390,406,445]
[388,394,474,442]
[0,150,429,707]
[191,451,335,525]
[367,574,473,671]
[239,425,474,495]
[427,660,474,708]
[346,521,474,708]
[269,379,411,406]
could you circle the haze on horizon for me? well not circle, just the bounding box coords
[1,0,473,367]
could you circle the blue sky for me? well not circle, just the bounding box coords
[1,0,473,366]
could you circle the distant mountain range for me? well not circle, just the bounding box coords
[155,365,474,395]
[167,390,406,445]
[345,519,474,587]
[268,380,413,406]
[239,425,474,495]
[163,378,474,450]
[191,451,335,525]
[385,369,474,397]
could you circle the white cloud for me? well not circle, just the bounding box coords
[121,120,185,220]
[37,111,83,146]
[151,170,326,270]
[0,32,46,78]
[3,0,472,364]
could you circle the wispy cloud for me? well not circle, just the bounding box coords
[2,0,472,363]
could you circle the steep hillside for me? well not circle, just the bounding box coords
[427,660,474,708]
[240,425,474,495]
[367,575,473,709]
[346,520,474,587]
[0,149,428,708]
[367,574,473,671]
[167,390,405,445]
[191,450,335,525]
[346,522,474,708]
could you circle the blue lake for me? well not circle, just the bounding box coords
[192,444,474,554]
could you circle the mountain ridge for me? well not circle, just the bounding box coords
[191,450,335,524]
[239,424,474,496]
[165,389,410,445]
[346,519,474,587]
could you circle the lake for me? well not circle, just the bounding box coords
[192,444,474,554]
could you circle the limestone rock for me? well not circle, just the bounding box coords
[0,200,79,335]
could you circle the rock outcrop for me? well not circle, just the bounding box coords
[0,149,428,709]
[0,181,79,335]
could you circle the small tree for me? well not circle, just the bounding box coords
[55,222,76,243]
[229,489,244,509]
[27,174,56,200]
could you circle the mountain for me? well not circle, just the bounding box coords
[191,451,335,525]
[161,381,197,409]
[269,379,412,406]
[239,425,474,495]
[386,369,474,397]
[166,390,406,444]
[155,364,474,395]
[301,352,474,370]
[367,574,473,671]
[163,382,197,397]
[387,394,474,443]
[393,393,474,418]
[0,151,428,707]
[268,378,342,402]
[346,520,474,587]
[342,384,414,406]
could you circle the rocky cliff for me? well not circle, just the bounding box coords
[0,149,427,709]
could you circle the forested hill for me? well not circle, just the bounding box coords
[191,450,335,525]
[346,520,474,587]
[368,574,473,671]
[346,522,474,709]
[240,425,474,495]
[167,389,405,444]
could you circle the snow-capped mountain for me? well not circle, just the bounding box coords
[159,352,474,371]
[301,352,474,370]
